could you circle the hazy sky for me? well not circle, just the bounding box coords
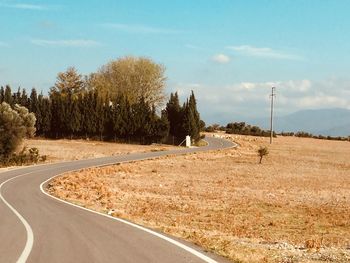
[1,0,349,124]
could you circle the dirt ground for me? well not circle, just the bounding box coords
[0,138,174,172]
[47,134,350,263]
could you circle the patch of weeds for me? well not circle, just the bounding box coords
[0,147,47,167]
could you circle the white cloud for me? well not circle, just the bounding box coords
[31,39,102,47]
[0,3,47,10]
[212,54,230,64]
[297,96,349,108]
[101,23,180,34]
[227,45,303,61]
[231,79,311,94]
[283,79,311,92]
[169,78,350,124]
[233,81,274,91]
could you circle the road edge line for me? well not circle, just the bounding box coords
[39,174,219,263]
[39,137,237,263]
[0,173,34,263]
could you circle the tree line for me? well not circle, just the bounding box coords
[0,57,203,145]
[205,122,275,137]
[0,85,202,144]
[280,131,350,141]
[205,121,349,141]
[225,122,276,137]
[166,92,204,144]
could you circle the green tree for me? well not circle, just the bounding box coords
[118,95,132,139]
[111,95,127,141]
[66,91,81,139]
[199,120,206,132]
[29,88,39,112]
[188,91,201,141]
[180,91,201,142]
[165,92,182,139]
[13,87,21,105]
[39,95,51,136]
[49,91,66,138]
[165,91,202,143]
[96,94,107,140]
[20,88,29,108]
[131,98,151,143]
[4,85,12,105]
[30,88,42,133]
[111,97,121,141]
[181,100,193,139]
[0,86,4,103]
[80,90,98,138]
[153,110,169,143]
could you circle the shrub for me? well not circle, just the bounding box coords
[0,147,46,167]
[258,146,269,164]
[0,102,36,164]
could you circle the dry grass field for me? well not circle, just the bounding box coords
[0,138,173,172]
[47,134,350,262]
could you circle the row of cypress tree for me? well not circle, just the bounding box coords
[166,92,204,143]
[0,85,203,144]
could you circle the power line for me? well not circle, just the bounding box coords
[270,87,276,144]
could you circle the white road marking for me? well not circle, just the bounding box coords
[40,177,218,263]
[0,137,235,263]
[38,138,236,263]
[0,172,34,263]
[40,138,237,263]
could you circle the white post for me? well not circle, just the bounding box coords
[185,135,191,147]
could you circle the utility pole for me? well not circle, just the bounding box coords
[270,87,276,144]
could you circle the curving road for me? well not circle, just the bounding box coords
[0,137,235,263]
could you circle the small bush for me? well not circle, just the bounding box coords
[194,139,208,147]
[0,147,46,167]
[28,147,40,163]
[258,146,269,164]
[40,155,47,162]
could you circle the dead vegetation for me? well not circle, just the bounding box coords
[48,134,350,262]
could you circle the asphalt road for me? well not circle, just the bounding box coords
[0,136,235,263]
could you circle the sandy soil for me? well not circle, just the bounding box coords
[48,134,350,262]
[0,138,174,172]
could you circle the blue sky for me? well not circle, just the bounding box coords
[1,0,350,124]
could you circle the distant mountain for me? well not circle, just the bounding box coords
[319,124,350,137]
[250,108,350,137]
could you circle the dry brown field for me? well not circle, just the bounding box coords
[0,138,174,172]
[48,134,350,262]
